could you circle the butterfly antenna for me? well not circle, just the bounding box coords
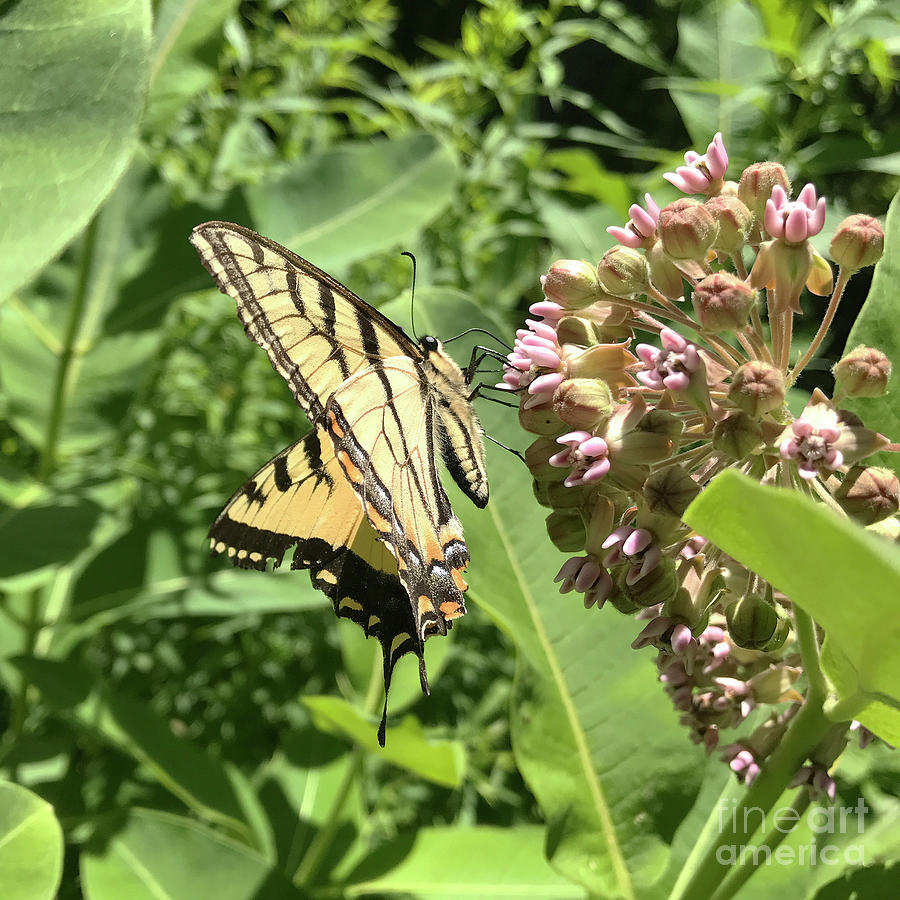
[444,327,513,353]
[402,251,418,341]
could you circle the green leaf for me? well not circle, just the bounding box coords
[669,1,777,146]
[842,188,900,471]
[342,826,586,898]
[11,657,261,842]
[0,500,102,579]
[302,695,466,788]
[245,133,461,275]
[684,471,900,743]
[0,0,151,304]
[145,0,238,133]
[0,781,64,900]
[80,809,305,900]
[536,191,620,262]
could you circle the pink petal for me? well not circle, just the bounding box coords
[635,343,659,364]
[677,166,711,192]
[525,320,558,341]
[797,183,817,208]
[671,624,694,653]
[582,458,610,483]
[529,372,563,395]
[770,184,788,209]
[792,420,814,438]
[528,300,564,320]
[637,370,664,389]
[521,334,558,351]
[526,346,562,368]
[684,150,701,165]
[663,171,695,194]
[784,206,809,243]
[809,197,827,236]
[602,525,632,549]
[522,391,553,410]
[630,203,658,236]
[578,436,608,457]
[548,450,572,468]
[557,430,591,445]
[607,225,644,248]
[662,372,690,391]
[574,560,603,591]
[622,528,652,556]
[707,132,728,178]
[645,194,660,218]
[660,327,687,351]
[764,198,783,238]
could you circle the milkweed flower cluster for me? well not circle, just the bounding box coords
[500,133,895,793]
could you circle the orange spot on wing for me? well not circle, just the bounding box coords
[440,600,464,619]
[327,409,344,438]
[417,595,433,619]
[451,568,468,592]
[366,502,392,534]
[337,450,363,484]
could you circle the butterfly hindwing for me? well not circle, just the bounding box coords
[209,430,427,744]
[324,357,471,642]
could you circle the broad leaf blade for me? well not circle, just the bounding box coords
[0,781,64,900]
[80,809,305,900]
[684,470,900,743]
[0,0,151,303]
[245,133,461,274]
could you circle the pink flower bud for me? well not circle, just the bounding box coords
[833,345,892,399]
[830,214,884,271]
[692,272,756,332]
[658,198,718,260]
[738,161,791,224]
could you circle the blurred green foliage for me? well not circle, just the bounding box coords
[1,1,899,898]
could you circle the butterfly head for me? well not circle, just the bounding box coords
[419,335,441,355]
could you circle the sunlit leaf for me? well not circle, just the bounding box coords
[0,0,151,303]
[0,781,63,900]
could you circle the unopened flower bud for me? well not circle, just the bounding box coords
[556,316,598,347]
[726,593,786,650]
[747,666,802,705]
[618,557,678,608]
[830,214,884,271]
[705,195,753,252]
[835,466,900,525]
[543,479,590,510]
[643,464,701,518]
[658,198,718,260]
[692,272,756,332]
[713,411,763,459]
[728,361,785,417]
[646,242,688,299]
[833,346,892,399]
[546,509,586,552]
[738,161,790,223]
[525,437,564,481]
[542,259,602,309]
[519,402,566,436]
[597,246,652,298]
[553,378,613,431]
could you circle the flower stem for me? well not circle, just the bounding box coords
[787,268,850,387]
[709,789,811,900]
[668,696,831,900]
[792,605,826,704]
[39,215,99,480]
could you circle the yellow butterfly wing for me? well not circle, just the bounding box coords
[209,430,427,745]
[189,221,419,424]
[323,357,471,639]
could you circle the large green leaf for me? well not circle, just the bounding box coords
[10,657,263,844]
[245,133,461,275]
[0,781,63,900]
[684,471,900,743]
[80,809,305,900]
[0,500,101,579]
[668,1,777,149]
[342,826,586,898]
[302,695,466,789]
[842,188,900,472]
[0,0,151,304]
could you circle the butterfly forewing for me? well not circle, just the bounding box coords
[190,221,418,424]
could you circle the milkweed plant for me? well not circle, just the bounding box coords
[500,133,895,889]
